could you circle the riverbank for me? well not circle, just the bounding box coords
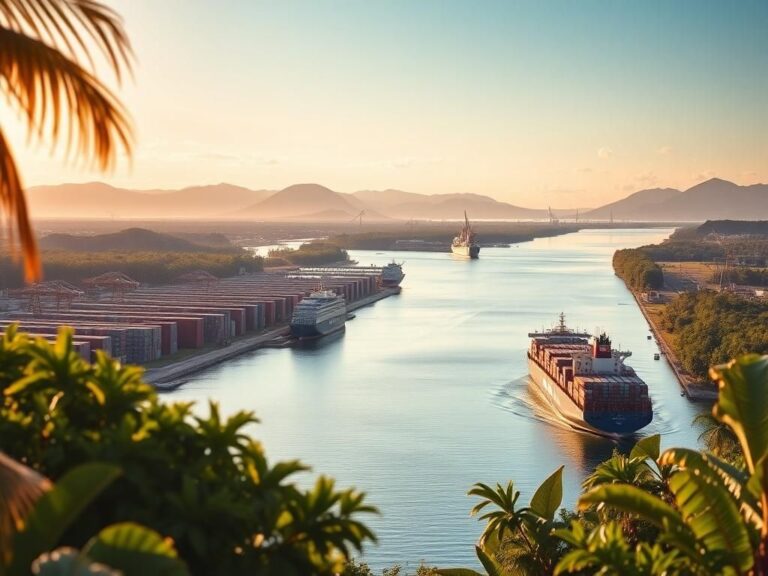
[630,291,718,401]
[146,287,401,390]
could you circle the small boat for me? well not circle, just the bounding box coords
[653,353,660,360]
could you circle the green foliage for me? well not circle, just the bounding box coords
[612,249,664,291]
[661,291,768,377]
[439,467,567,575]
[10,463,121,576]
[81,522,188,576]
[0,327,376,575]
[448,354,768,576]
[0,251,263,289]
[268,241,349,265]
[711,267,768,287]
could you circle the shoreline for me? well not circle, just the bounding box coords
[629,291,717,402]
[146,287,400,390]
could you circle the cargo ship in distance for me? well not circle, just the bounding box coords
[451,211,480,258]
[290,290,347,339]
[381,261,405,287]
[527,314,653,435]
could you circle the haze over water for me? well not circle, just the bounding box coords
[170,228,701,569]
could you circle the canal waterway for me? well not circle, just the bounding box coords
[169,227,703,570]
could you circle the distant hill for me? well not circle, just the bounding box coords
[585,178,768,221]
[352,189,552,219]
[239,183,387,220]
[694,220,768,237]
[38,228,236,252]
[584,188,681,220]
[26,182,273,219]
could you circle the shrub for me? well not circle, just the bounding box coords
[0,326,376,575]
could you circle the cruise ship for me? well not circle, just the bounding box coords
[381,261,405,287]
[290,290,347,339]
[527,314,653,435]
[451,212,480,258]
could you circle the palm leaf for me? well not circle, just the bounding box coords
[0,0,133,282]
[0,129,39,282]
[10,463,121,574]
[0,452,52,566]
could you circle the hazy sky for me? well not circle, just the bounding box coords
[3,0,768,207]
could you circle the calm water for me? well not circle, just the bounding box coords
[169,228,703,569]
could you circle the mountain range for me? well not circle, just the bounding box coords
[26,181,559,221]
[24,177,768,222]
[583,178,768,221]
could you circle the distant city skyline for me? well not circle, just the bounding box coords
[1,0,766,207]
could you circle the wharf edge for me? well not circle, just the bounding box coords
[146,287,400,390]
[629,291,717,402]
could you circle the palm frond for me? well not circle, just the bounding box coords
[0,127,40,282]
[0,5,133,281]
[0,451,52,564]
[0,25,132,169]
[0,0,132,79]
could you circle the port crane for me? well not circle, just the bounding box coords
[548,207,559,225]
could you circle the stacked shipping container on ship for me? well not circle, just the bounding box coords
[527,314,653,435]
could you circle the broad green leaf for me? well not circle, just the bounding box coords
[475,545,503,576]
[579,484,685,533]
[529,465,564,520]
[630,434,661,461]
[83,522,188,576]
[669,469,753,572]
[710,354,768,474]
[10,464,121,575]
[660,447,760,526]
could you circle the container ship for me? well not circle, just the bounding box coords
[381,261,405,287]
[451,212,480,258]
[527,314,653,435]
[290,290,347,339]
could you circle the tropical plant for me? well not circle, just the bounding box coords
[0,0,132,281]
[0,326,377,575]
[442,352,768,575]
[693,411,741,462]
[0,456,188,576]
[438,466,567,576]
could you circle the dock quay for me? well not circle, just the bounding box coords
[630,291,718,401]
[146,287,400,389]
[1,266,401,382]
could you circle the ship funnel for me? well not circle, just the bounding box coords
[592,332,612,358]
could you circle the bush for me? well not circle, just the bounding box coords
[268,242,349,265]
[0,326,376,575]
[612,249,664,291]
[0,251,264,289]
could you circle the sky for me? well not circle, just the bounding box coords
[3,0,768,207]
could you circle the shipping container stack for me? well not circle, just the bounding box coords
[1,267,388,365]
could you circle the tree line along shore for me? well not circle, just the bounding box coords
[612,220,768,388]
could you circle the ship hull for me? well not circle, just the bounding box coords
[528,356,651,435]
[451,245,480,259]
[290,314,346,339]
[381,275,405,287]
